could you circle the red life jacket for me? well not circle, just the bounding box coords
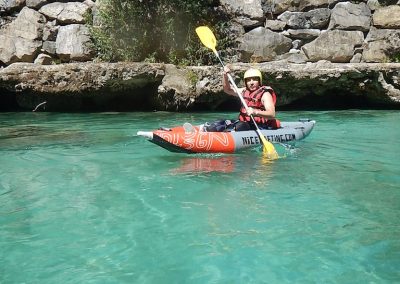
[238,86,281,129]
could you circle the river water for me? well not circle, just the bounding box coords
[0,110,399,283]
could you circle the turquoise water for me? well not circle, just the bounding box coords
[0,111,399,283]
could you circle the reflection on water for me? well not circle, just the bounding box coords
[171,155,237,174]
[169,143,298,175]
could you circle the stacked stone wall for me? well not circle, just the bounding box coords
[225,0,400,63]
[0,0,95,66]
[0,0,400,66]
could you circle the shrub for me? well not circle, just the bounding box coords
[87,0,233,65]
[378,0,398,5]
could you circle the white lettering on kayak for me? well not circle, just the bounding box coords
[241,136,260,145]
[242,133,296,145]
[163,132,229,151]
[194,132,230,150]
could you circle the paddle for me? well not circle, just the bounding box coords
[195,26,278,159]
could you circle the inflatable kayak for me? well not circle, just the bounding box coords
[137,119,315,154]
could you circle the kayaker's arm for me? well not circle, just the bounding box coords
[247,92,276,119]
[223,66,244,97]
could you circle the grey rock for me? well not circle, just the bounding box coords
[0,7,45,64]
[265,20,286,31]
[271,0,296,14]
[42,40,56,55]
[234,16,263,29]
[56,24,94,62]
[302,30,364,62]
[1,62,399,111]
[278,8,331,29]
[220,0,264,20]
[39,2,90,24]
[238,27,292,62]
[277,51,308,64]
[328,2,371,31]
[157,64,198,110]
[367,0,380,11]
[42,20,58,41]
[0,62,165,111]
[26,0,48,9]
[298,0,330,12]
[363,27,400,62]
[350,53,362,63]
[0,0,25,13]
[283,29,321,40]
[373,5,400,29]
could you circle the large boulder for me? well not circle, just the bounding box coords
[26,0,48,9]
[0,62,165,111]
[328,2,371,31]
[363,27,400,62]
[277,8,331,29]
[270,0,332,14]
[265,19,286,31]
[271,0,295,14]
[372,5,400,29]
[238,27,292,62]
[297,0,330,12]
[301,30,364,62]
[220,0,265,28]
[39,2,90,24]
[55,24,94,62]
[0,7,45,65]
[0,0,25,13]
[220,0,264,19]
[367,0,381,11]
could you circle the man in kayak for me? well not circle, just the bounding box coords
[222,67,280,131]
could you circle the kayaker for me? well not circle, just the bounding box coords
[223,66,280,131]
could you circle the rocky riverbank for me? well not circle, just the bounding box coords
[1,62,399,111]
[1,1,400,111]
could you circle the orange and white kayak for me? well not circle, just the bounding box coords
[137,119,315,154]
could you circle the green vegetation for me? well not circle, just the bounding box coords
[378,0,398,5]
[186,70,198,85]
[391,53,400,63]
[87,0,233,65]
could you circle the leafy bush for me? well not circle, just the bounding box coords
[378,0,398,5]
[87,0,233,65]
[391,53,400,63]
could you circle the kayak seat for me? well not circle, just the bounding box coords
[203,119,282,132]
[203,119,236,132]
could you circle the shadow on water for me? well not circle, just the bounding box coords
[0,125,89,150]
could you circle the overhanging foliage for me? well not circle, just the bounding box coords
[87,0,232,65]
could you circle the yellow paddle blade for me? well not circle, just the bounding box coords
[260,135,279,160]
[196,26,217,52]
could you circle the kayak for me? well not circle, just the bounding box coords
[137,119,315,154]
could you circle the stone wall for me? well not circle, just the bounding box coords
[225,0,400,63]
[0,0,95,66]
[1,0,400,66]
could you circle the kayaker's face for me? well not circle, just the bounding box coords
[245,77,260,91]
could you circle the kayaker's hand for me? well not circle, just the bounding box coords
[247,107,257,116]
[223,65,231,75]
